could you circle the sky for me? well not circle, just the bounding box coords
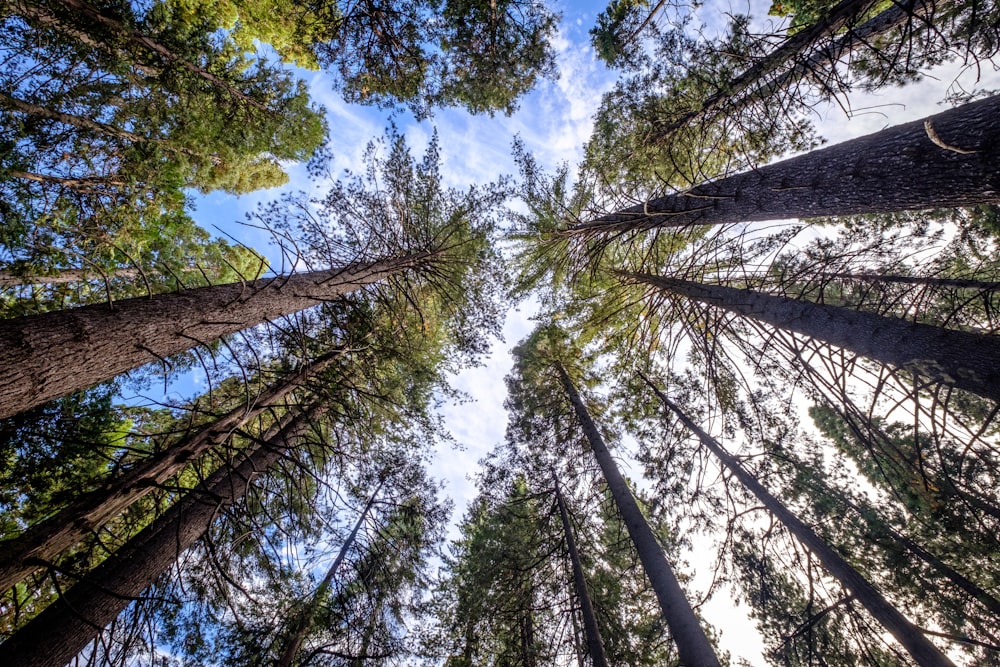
[177,1,1000,663]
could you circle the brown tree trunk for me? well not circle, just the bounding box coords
[0,91,149,144]
[0,408,316,667]
[554,479,608,667]
[555,363,722,667]
[276,482,381,667]
[644,377,956,667]
[0,347,347,592]
[577,93,1000,234]
[0,252,431,419]
[631,273,1000,403]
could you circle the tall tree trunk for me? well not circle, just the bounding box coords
[0,408,317,667]
[0,347,347,592]
[814,272,1000,291]
[6,170,127,194]
[276,482,382,667]
[0,268,139,287]
[644,376,956,667]
[0,252,431,419]
[554,363,722,667]
[735,0,944,117]
[576,93,1000,235]
[554,479,609,667]
[0,90,151,144]
[631,273,1000,403]
[817,480,1000,617]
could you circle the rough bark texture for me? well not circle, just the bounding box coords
[648,381,956,667]
[633,273,1000,403]
[276,484,380,667]
[555,363,722,667]
[0,348,345,592]
[554,480,608,667]
[0,267,139,287]
[0,410,314,667]
[578,93,1000,234]
[0,253,430,419]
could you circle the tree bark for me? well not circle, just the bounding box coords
[0,347,347,592]
[553,479,609,667]
[276,482,381,667]
[0,252,431,420]
[0,408,316,667]
[631,273,1000,403]
[554,363,722,667]
[576,93,1000,234]
[645,377,956,667]
[814,271,1000,291]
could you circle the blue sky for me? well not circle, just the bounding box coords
[168,2,1000,662]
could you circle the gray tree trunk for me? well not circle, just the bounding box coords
[555,363,722,667]
[632,273,1000,403]
[0,252,430,419]
[0,347,347,592]
[554,479,608,667]
[645,377,955,667]
[577,93,1000,234]
[276,482,381,667]
[0,408,316,667]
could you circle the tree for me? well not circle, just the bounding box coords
[575,93,1000,236]
[0,346,348,592]
[0,406,319,667]
[507,326,722,666]
[629,272,1000,403]
[643,373,956,666]
[553,478,609,667]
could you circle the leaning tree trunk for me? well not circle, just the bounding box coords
[644,377,956,667]
[554,363,722,667]
[576,93,1000,235]
[276,482,382,667]
[631,273,1000,403]
[661,0,881,135]
[0,407,318,667]
[0,252,431,419]
[0,346,347,592]
[554,479,609,667]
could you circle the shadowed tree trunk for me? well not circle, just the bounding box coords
[553,479,608,667]
[0,252,431,420]
[0,347,348,592]
[0,407,318,667]
[576,93,1000,235]
[643,375,956,667]
[554,363,722,667]
[276,482,382,667]
[631,273,1000,403]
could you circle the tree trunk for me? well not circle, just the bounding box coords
[645,377,956,667]
[631,273,1000,403]
[576,93,1000,234]
[0,347,347,592]
[0,252,431,419]
[554,363,722,667]
[276,482,381,667]
[6,170,128,194]
[0,408,316,667]
[0,90,150,144]
[662,0,881,135]
[814,271,1000,291]
[735,0,943,116]
[554,479,609,667]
